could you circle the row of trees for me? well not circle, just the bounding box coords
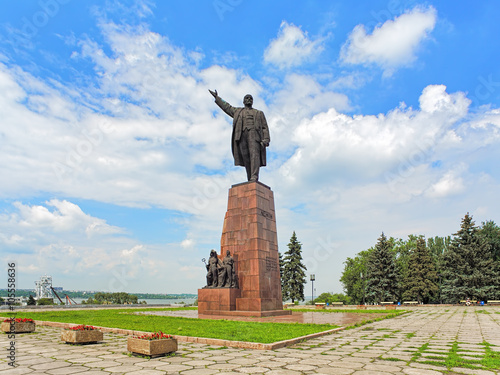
[314,292,351,305]
[340,214,500,304]
[82,292,139,304]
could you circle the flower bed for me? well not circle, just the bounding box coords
[61,325,103,344]
[1,318,36,333]
[127,331,177,357]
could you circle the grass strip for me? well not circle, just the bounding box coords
[411,342,429,361]
[479,341,500,370]
[345,311,408,330]
[4,308,338,344]
[416,341,500,371]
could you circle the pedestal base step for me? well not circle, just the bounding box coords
[198,309,292,317]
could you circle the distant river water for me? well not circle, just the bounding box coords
[71,298,196,305]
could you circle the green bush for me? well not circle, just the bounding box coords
[314,292,351,305]
[37,298,55,305]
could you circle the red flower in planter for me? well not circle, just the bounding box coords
[3,318,34,323]
[134,331,172,340]
[67,325,97,331]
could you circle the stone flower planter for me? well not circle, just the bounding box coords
[127,335,177,357]
[61,326,103,344]
[1,319,36,333]
[356,305,367,310]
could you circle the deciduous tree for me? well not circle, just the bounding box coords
[340,249,371,304]
[315,292,351,305]
[27,295,36,306]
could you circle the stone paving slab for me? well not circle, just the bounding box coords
[1,306,500,374]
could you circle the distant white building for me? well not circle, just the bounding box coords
[35,275,53,299]
[1,296,27,306]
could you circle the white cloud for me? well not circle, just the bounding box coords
[181,239,194,249]
[2,200,123,245]
[0,24,262,211]
[419,84,469,116]
[13,200,122,236]
[340,6,437,75]
[0,199,196,292]
[267,74,350,153]
[425,166,466,198]
[277,84,470,188]
[264,21,324,69]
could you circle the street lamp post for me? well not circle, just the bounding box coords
[310,274,315,305]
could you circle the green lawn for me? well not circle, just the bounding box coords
[4,308,341,344]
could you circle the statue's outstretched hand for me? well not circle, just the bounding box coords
[209,89,218,98]
[260,141,269,148]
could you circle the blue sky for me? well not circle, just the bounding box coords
[1,0,500,295]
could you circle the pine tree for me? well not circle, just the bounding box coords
[442,213,500,302]
[479,221,500,262]
[403,236,438,303]
[365,233,398,304]
[282,231,307,303]
[426,235,451,303]
[278,251,285,294]
[392,235,417,302]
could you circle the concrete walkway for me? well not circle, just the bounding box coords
[1,306,499,374]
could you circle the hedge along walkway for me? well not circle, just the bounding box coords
[1,306,499,374]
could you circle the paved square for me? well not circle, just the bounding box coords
[1,306,499,374]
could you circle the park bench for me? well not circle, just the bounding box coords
[460,300,477,305]
[315,302,326,309]
[330,302,344,306]
[380,301,394,305]
[487,300,500,305]
[403,301,418,305]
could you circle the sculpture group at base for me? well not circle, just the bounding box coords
[204,250,238,288]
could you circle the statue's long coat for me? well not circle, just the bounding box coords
[215,96,270,167]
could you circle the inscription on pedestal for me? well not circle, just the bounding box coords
[260,209,273,220]
[266,257,277,273]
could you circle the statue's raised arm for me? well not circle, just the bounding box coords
[209,89,237,118]
[209,89,270,182]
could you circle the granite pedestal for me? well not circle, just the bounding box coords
[198,181,290,317]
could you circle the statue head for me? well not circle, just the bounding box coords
[210,249,217,257]
[243,94,253,107]
[226,250,231,256]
